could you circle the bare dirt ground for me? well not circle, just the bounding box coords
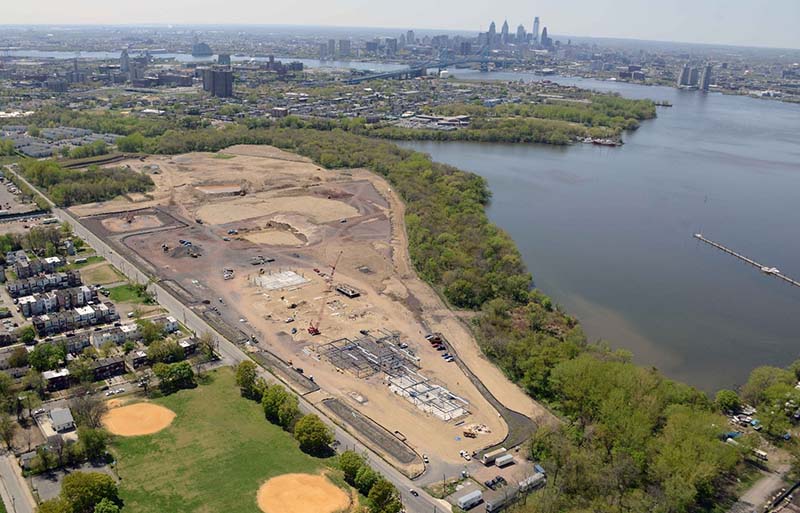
[256,473,351,513]
[75,146,557,465]
[102,214,164,233]
[102,402,176,436]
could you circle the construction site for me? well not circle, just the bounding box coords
[69,145,553,474]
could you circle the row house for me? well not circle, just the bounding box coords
[91,323,140,349]
[4,250,28,266]
[18,286,94,317]
[18,293,58,317]
[7,270,81,298]
[32,302,118,336]
[128,350,148,369]
[152,315,179,334]
[43,368,71,391]
[42,331,92,354]
[90,356,125,381]
[179,338,198,356]
[15,256,63,279]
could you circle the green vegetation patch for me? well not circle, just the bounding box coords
[112,368,324,513]
[66,255,105,269]
[107,284,149,304]
[19,159,154,207]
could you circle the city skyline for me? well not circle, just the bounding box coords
[3,0,800,50]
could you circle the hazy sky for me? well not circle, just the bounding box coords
[7,0,800,49]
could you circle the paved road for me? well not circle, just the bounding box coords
[5,164,450,513]
[0,454,35,513]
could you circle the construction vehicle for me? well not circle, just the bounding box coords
[325,250,344,291]
[463,429,477,438]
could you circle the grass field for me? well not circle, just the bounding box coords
[82,263,124,285]
[111,368,330,513]
[65,255,105,270]
[108,284,149,303]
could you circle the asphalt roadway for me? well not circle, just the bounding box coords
[4,165,450,513]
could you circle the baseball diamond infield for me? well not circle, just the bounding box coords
[102,403,176,436]
[256,473,351,513]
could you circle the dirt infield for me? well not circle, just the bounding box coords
[102,403,176,436]
[244,229,304,246]
[256,474,350,513]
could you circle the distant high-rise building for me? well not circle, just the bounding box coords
[488,21,497,47]
[338,39,351,58]
[516,24,526,43]
[319,43,328,60]
[459,41,472,55]
[217,53,231,66]
[202,68,233,97]
[386,38,398,55]
[540,27,552,49]
[532,17,540,44]
[501,20,510,45]
[700,64,713,92]
[406,30,415,44]
[120,49,130,73]
[191,41,213,57]
[366,40,379,53]
[688,67,700,87]
[678,63,691,87]
[328,39,336,58]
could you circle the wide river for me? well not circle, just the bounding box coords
[401,70,800,392]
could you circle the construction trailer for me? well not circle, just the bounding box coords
[495,454,515,468]
[481,447,508,466]
[456,490,483,510]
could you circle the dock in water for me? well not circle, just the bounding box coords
[694,233,800,288]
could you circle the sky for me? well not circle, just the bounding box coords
[5,0,800,49]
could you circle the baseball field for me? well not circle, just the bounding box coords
[110,367,349,513]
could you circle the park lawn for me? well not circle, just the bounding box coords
[111,368,327,513]
[81,263,124,286]
[108,284,148,303]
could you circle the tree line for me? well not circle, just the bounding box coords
[235,360,403,513]
[19,159,154,207]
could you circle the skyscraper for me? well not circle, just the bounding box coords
[339,40,351,58]
[700,64,713,92]
[678,63,691,87]
[488,21,497,47]
[516,25,526,43]
[688,67,700,87]
[406,30,415,44]
[501,20,510,45]
[120,49,130,73]
[328,39,336,58]
[540,27,552,49]
[532,17,540,44]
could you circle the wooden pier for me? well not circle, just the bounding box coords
[694,233,800,288]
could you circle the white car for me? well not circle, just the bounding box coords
[105,390,115,397]
[115,388,125,394]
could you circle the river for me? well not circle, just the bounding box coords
[401,71,800,392]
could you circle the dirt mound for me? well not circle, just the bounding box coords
[102,403,176,436]
[256,474,350,513]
